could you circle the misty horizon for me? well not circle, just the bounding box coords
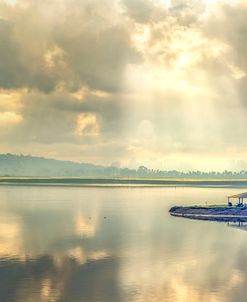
[2,153,247,178]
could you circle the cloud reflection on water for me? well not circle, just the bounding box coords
[0,187,247,301]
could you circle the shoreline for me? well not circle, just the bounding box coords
[1,177,247,188]
[169,205,247,222]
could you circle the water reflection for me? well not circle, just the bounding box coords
[170,207,247,232]
[1,186,247,301]
[227,221,247,232]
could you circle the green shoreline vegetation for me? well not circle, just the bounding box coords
[1,177,247,187]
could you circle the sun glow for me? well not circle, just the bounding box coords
[3,0,17,5]
[0,112,23,126]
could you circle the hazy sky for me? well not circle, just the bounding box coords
[0,0,247,171]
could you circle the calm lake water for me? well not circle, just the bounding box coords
[1,185,247,302]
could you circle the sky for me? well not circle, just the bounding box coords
[0,0,247,171]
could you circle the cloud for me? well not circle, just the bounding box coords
[0,18,59,92]
[0,0,141,93]
[75,113,99,137]
[202,1,247,69]
[0,0,247,170]
[0,111,22,125]
[122,0,164,23]
[54,24,140,92]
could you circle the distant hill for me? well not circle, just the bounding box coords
[1,154,247,178]
[0,154,108,177]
